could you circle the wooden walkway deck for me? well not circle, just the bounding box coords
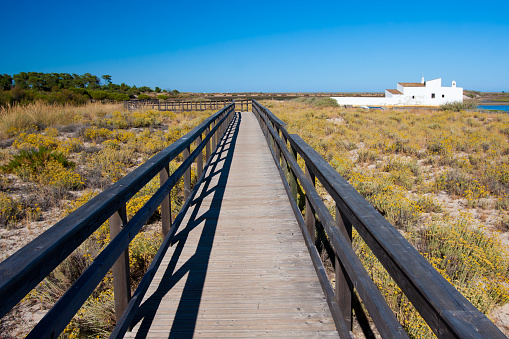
[126,112,338,338]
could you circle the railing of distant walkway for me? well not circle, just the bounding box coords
[252,99,505,339]
[0,103,236,338]
[124,99,252,112]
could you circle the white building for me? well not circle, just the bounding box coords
[332,77,463,107]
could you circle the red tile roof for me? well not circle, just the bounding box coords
[386,89,403,95]
[398,82,425,87]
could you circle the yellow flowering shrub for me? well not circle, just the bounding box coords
[56,138,82,155]
[63,288,115,338]
[13,131,59,150]
[39,160,84,190]
[129,231,163,282]
[266,100,509,336]
[83,126,114,142]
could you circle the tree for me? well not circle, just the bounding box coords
[101,75,112,85]
[0,74,13,91]
[27,72,46,91]
[59,73,74,89]
[72,74,86,88]
[138,86,152,92]
[155,87,161,93]
[82,73,99,88]
[119,83,131,92]
[13,72,29,89]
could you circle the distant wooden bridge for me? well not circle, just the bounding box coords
[0,101,505,338]
[124,99,252,112]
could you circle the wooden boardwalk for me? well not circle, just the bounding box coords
[126,112,338,338]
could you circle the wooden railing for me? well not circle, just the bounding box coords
[124,99,252,112]
[0,104,236,338]
[252,100,506,338]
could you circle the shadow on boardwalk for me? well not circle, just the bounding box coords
[130,113,241,338]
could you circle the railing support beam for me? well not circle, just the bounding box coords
[305,164,316,243]
[183,146,191,201]
[196,136,203,179]
[205,127,211,162]
[159,165,172,237]
[335,206,353,330]
[109,205,131,322]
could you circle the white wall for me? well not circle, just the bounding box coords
[332,78,463,107]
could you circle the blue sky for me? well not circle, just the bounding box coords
[2,0,508,92]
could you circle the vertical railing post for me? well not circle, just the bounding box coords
[221,114,224,137]
[212,120,217,149]
[205,127,211,162]
[275,127,282,168]
[159,165,172,237]
[109,205,131,322]
[289,145,298,202]
[196,135,203,179]
[183,146,191,201]
[305,164,316,243]
[335,206,353,330]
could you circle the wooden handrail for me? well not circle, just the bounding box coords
[0,104,235,337]
[252,100,506,338]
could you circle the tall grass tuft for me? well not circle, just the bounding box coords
[440,100,478,111]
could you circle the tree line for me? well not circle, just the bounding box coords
[0,72,179,107]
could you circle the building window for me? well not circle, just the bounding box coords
[412,96,415,99]
[442,94,445,98]
[431,93,435,99]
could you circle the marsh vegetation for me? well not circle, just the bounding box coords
[266,99,509,337]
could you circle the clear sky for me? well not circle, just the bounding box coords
[2,0,508,92]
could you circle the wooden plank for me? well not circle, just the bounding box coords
[126,112,338,338]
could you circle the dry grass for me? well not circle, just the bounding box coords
[261,99,509,337]
[0,103,211,337]
[0,101,123,139]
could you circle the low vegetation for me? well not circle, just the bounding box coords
[292,96,339,107]
[264,100,509,337]
[2,96,509,337]
[0,102,211,337]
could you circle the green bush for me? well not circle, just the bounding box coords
[113,93,130,101]
[46,90,89,106]
[90,90,109,101]
[137,94,151,100]
[157,95,168,100]
[1,147,74,179]
[0,90,13,107]
[292,97,339,107]
[440,100,477,111]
